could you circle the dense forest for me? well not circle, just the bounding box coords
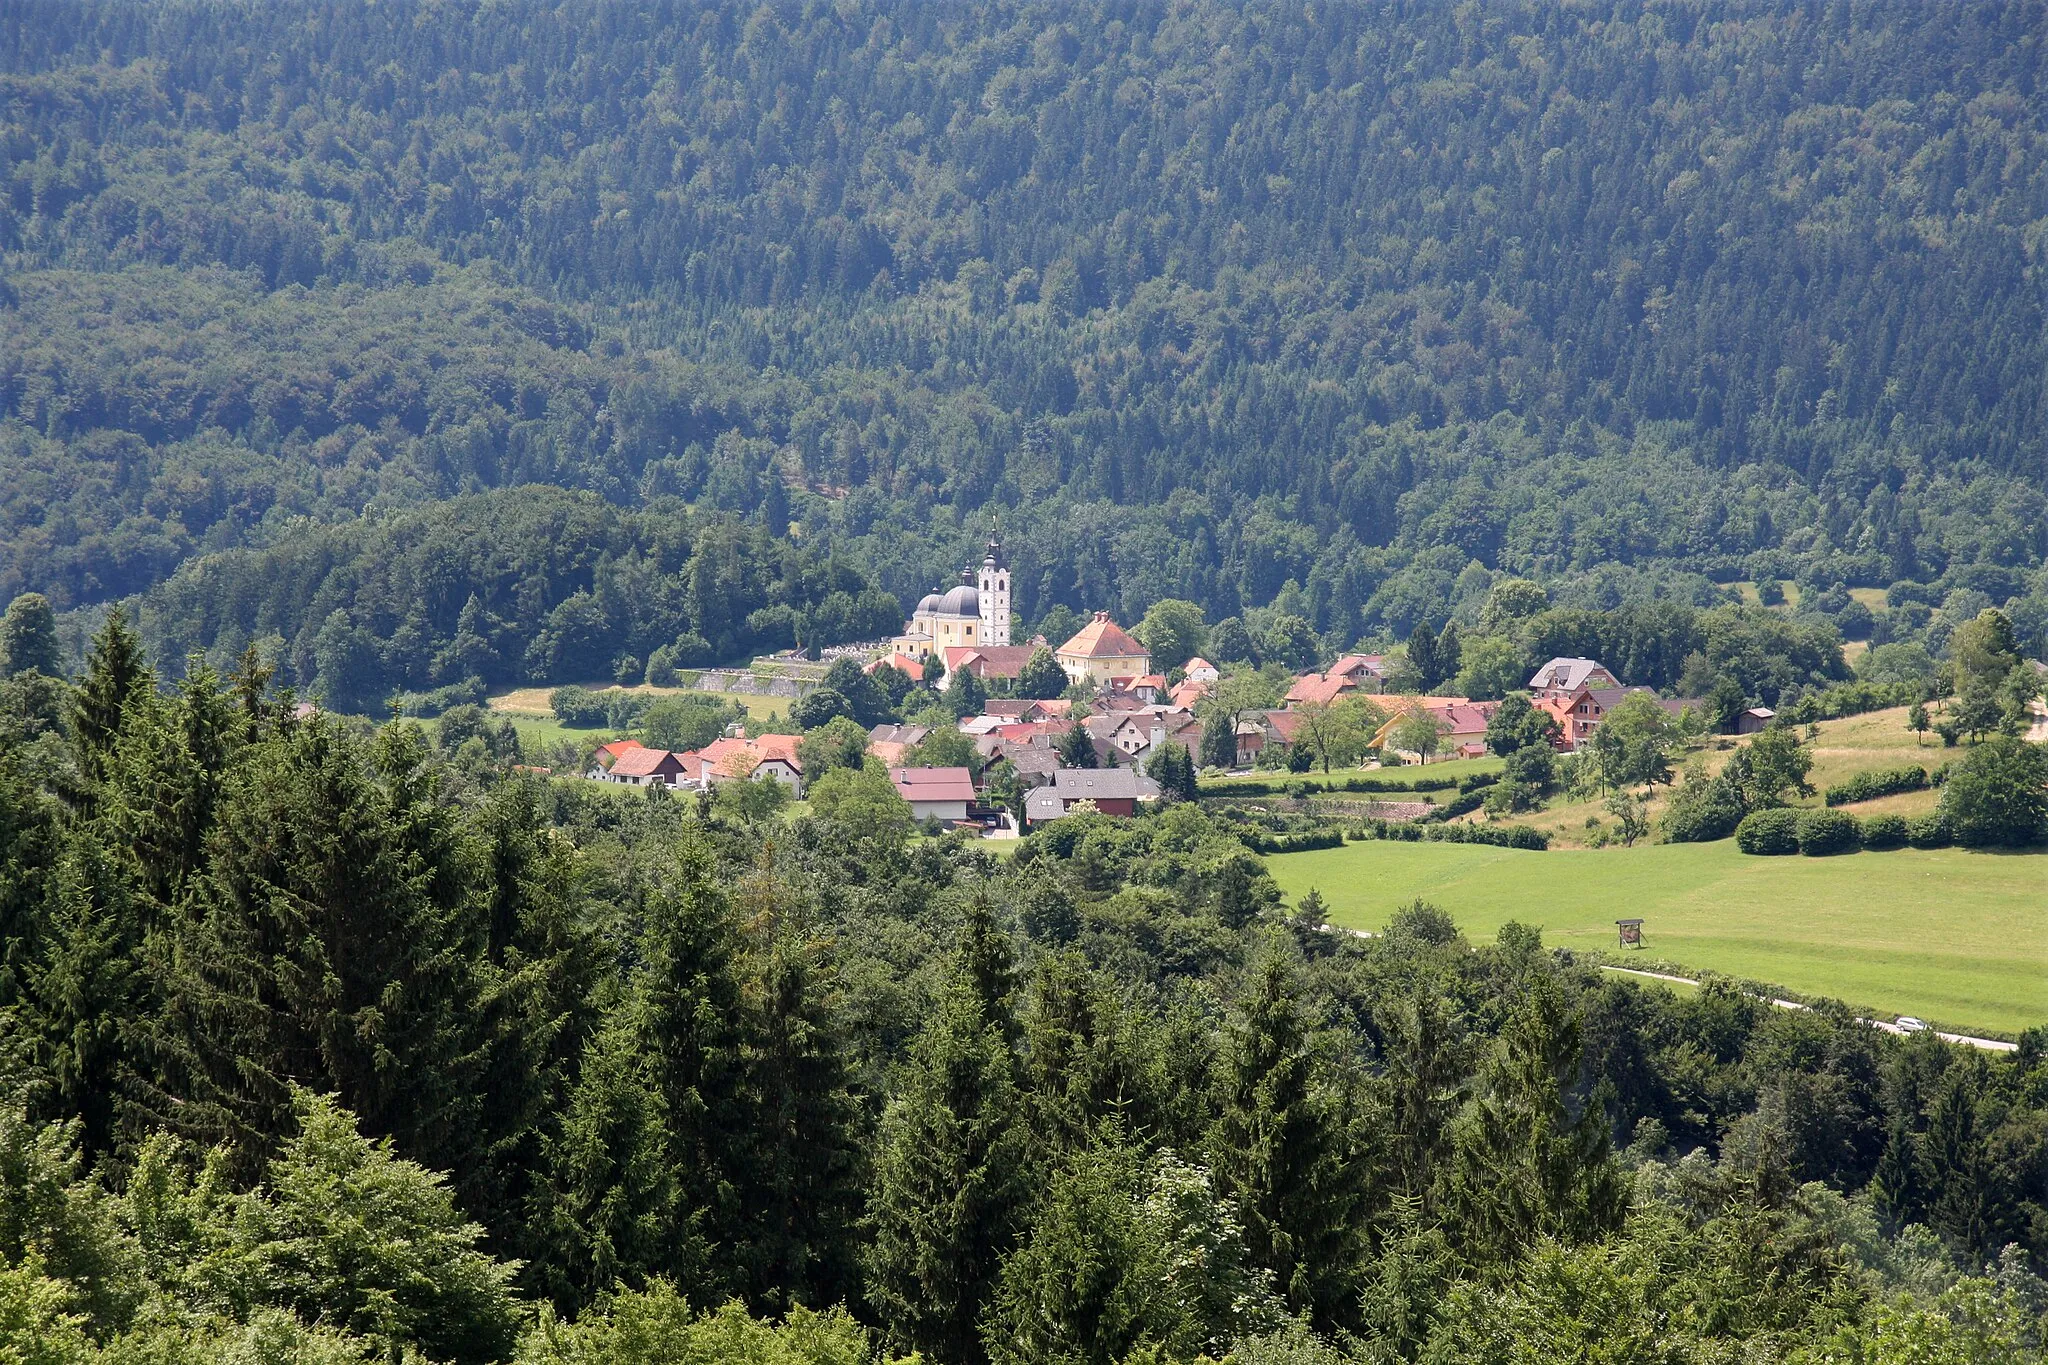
[0,611,2038,1362]
[5,0,2047,690]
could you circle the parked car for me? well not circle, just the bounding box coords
[1894,1016,1929,1034]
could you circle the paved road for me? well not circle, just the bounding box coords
[1598,965,2018,1053]
[1321,929,2022,1054]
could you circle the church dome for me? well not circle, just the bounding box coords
[937,584,981,616]
[915,592,943,615]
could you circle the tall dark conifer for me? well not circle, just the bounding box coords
[70,608,151,784]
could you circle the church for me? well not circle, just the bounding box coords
[888,524,1011,670]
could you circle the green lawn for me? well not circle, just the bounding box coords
[1201,755,1503,794]
[1266,839,2048,1037]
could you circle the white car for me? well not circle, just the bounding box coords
[1894,1017,1929,1034]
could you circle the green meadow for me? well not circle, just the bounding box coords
[1265,838,2048,1037]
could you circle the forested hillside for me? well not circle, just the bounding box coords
[5,0,2047,685]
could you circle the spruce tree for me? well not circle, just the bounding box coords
[1919,1074,2007,1259]
[1209,947,1368,1331]
[1407,621,1440,690]
[1056,722,1098,769]
[529,1009,687,1312]
[1870,1111,1920,1231]
[863,980,1033,1365]
[1443,978,1626,1266]
[1200,713,1237,770]
[139,719,488,1181]
[737,914,864,1310]
[631,836,757,1304]
[0,594,61,678]
[70,607,151,782]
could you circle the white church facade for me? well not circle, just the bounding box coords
[888,524,1011,670]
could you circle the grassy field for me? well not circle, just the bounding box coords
[1494,704,1954,846]
[487,682,788,722]
[1200,755,1503,794]
[1266,839,2048,1036]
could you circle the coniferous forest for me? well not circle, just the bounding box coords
[1,1,2047,1361]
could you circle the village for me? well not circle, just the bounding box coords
[575,530,1704,833]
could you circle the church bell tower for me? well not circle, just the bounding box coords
[977,518,1011,646]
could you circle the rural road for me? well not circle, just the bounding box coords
[1598,965,2018,1053]
[1320,928,2022,1054]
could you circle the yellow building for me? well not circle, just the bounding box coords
[1055,612,1151,686]
[891,574,983,666]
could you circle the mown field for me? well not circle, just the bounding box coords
[1266,838,2048,1037]
[1200,755,1504,794]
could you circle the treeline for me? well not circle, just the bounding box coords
[4,0,2047,649]
[0,617,2040,1361]
[135,485,900,711]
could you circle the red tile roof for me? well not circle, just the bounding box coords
[1057,612,1148,660]
[611,747,684,778]
[889,766,977,804]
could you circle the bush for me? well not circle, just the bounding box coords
[1795,808,1861,855]
[1237,827,1344,854]
[1352,819,1549,850]
[1905,813,1952,849]
[1860,814,1909,850]
[1937,735,2048,848]
[1734,807,1801,855]
[1660,774,1745,843]
[1823,764,1929,807]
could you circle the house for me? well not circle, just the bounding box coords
[1230,708,1308,766]
[866,655,924,684]
[943,644,1039,681]
[1183,657,1220,684]
[1023,767,1163,822]
[1528,657,1621,699]
[1540,687,1697,751]
[1369,697,1500,759]
[594,746,692,789]
[889,766,978,822]
[1284,671,1356,708]
[1055,612,1152,685]
[1108,710,1200,760]
[591,738,646,771]
[694,734,805,795]
[1168,680,1210,710]
[1735,706,1776,735]
[989,743,1062,788]
[1117,674,1169,704]
[1328,655,1390,691]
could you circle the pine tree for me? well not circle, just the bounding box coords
[631,836,758,1304]
[528,1009,687,1313]
[1209,948,1368,1331]
[1379,990,1468,1204]
[945,664,988,720]
[1056,722,1098,769]
[70,607,151,782]
[1407,621,1440,690]
[1870,1111,1920,1231]
[138,719,488,1181]
[737,915,864,1310]
[1200,713,1237,770]
[0,594,61,678]
[1443,978,1626,1266]
[1434,620,1463,686]
[1919,1074,2006,1260]
[864,981,1033,1365]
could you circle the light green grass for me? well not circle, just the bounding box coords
[488,683,787,722]
[1266,839,2048,1036]
[1201,755,1502,793]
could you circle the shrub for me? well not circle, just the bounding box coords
[1795,808,1861,856]
[1905,813,1952,849]
[1660,774,1745,843]
[1937,735,2048,848]
[1823,764,1929,807]
[1860,814,1909,850]
[1735,808,1801,855]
